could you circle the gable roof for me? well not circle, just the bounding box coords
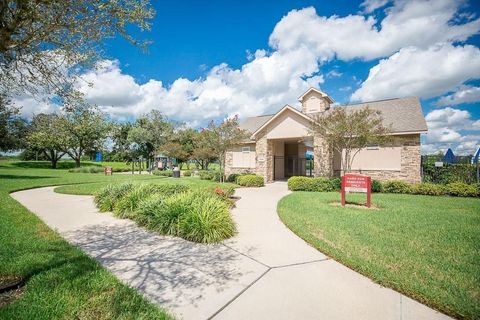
[245,105,314,139]
[239,96,428,136]
[298,87,334,103]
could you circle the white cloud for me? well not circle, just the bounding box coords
[436,85,480,106]
[269,1,480,61]
[77,51,323,125]
[351,43,480,101]
[422,107,480,155]
[360,0,390,14]
[326,69,342,78]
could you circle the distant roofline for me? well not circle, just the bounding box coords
[243,96,419,120]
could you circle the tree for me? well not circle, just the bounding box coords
[59,101,109,167]
[108,122,134,162]
[27,113,67,168]
[159,142,189,168]
[0,0,154,98]
[191,130,216,170]
[311,106,391,174]
[202,116,248,182]
[0,94,29,152]
[127,110,174,162]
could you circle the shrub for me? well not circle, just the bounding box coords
[94,182,134,212]
[209,171,222,182]
[330,177,341,191]
[132,194,167,227]
[152,169,173,177]
[287,176,334,192]
[226,173,240,183]
[183,170,192,177]
[149,192,198,235]
[382,180,412,194]
[178,194,236,243]
[288,176,312,191]
[114,184,164,218]
[199,171,212,180]
[445,182,478,197]
[411,183,445,196]
[371,179,383,193]
[207,185,236,200]
[236,174,264,187]
[69,166,104,173]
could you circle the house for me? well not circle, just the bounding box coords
[225,87,428,184]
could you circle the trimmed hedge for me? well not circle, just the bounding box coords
[68,166,104,173]
[152,169,173,177]
[287,176,334,192]
[199,170,221,182]
[226,173,241,183]
[236,174,264,187]
[286,176,479,198]
[182,170,192,177]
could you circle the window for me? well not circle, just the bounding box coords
[242,147,250,153]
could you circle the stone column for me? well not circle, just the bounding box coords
[255,135,274,183]
[313,134,333,177]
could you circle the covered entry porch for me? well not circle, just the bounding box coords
[271,138,314,180]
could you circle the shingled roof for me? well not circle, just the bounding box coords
[239,96,428,134]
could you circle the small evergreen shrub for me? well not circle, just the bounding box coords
[226,173,240,183]
[94,182,134,212]
[382,180,412,194]
[371,180,383,193]
[236,174,264,187]
[287,176,334,192]
[69,166,104,173]
[445,182,478,197]
[152,170,173,177]
[183,170,192,177]
[178,194,236,243]
[210,171,222,182]
[411,183,445,196]
[330,177,341,191]
[199,171,212,180]
[287,176,312,191]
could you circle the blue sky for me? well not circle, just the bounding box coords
[19,0,480,155]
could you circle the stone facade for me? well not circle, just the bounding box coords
[254,133,274,182]
[332,134,422,184]
[313,134,333,177]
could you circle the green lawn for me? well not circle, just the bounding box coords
[277,192,480,319]
[0,160,179,319]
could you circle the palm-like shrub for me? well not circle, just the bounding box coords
[179,194,236,243]
[94,182,134,212]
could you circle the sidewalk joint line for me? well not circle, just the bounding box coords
[221,243,271,268]
[207,267,271,320]
[271,257,330,269]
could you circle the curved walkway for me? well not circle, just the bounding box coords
[11,183,451,320]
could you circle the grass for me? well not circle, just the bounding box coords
[0,160,173,319]
[277,192,480,319]
[0,159,133,170]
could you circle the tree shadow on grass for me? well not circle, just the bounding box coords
[0,174,55,180]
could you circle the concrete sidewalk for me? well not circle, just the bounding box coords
[11,183,452,320]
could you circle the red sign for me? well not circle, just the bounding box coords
[104,166,113,175]
[341,173,371,208]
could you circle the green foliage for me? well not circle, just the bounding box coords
[411,183,445,196]
[206,185,236,201]
[183,170,192,177]
[199,170,218,180]
[209,171,222,182]
[422,162,478,185]
[152,169,173,177]
[68,166,104,173]
[0,95,29,152]
[94,182,134,212]
[330,177,341,191]
[236,174,265,187]
[371,179,383,193]
[382,180,412,194]
[226,173,240,183]
[113,184,163,218]
[287,176,334,192]
[445,182,478,197]
[179,194,236,243]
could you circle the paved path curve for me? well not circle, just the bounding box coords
[11,183,451,320]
